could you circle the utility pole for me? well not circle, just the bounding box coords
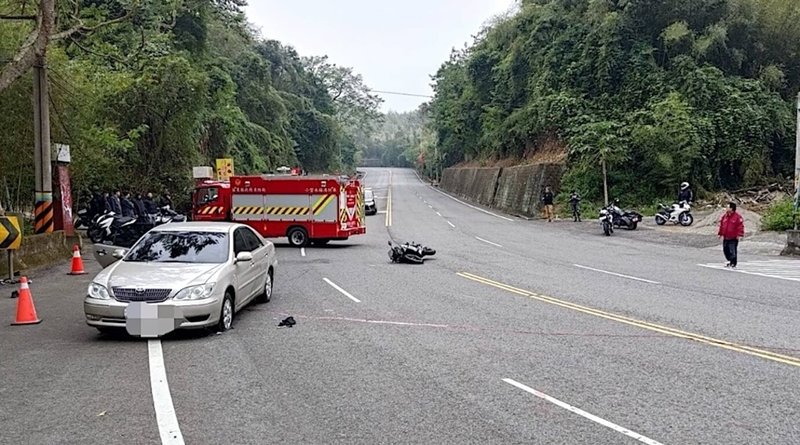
[794,93,800,231]
[33,54,53,234]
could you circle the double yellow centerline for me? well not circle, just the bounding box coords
[385,171,393,227]
[458,272,800,369]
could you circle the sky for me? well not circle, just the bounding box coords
[244,0,517,113]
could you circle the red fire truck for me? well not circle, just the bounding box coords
[191,173,366,247]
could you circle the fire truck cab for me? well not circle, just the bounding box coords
[192,173,366,247]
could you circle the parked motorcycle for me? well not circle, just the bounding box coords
[388,240,436,264]
[599,207,614,236]
[73,208,91,230]
[88,208,187,246]
[655,201,694,226]
[610,205,643,230]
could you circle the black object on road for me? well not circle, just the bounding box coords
[279,316,296,328]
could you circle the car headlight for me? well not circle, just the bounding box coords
[88,283,111,300]
[173,283,215,301]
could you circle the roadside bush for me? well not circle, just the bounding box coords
[762,199,798,231]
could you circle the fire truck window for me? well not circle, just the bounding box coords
[241,228,263,251]
[195,187,218,205]
[233,229,248,254]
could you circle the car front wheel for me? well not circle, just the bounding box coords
[217,292,234,332]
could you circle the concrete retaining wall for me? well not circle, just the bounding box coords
[0,231,74,276]
[781,230,800,257]
[441,164,566,217]
[441,167,502,206]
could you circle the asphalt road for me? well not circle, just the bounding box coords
[1,167,799,444]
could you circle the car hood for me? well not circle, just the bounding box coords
[96,261,225,291]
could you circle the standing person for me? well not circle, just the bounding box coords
[143,192,158,215]
[569,190,581,222]
[103,192,112,213]
[120,192,136,218]
[678,182,694,205]
[542,187,555,222]
[718,202,745,268]
[132,193,147,218]
[159,191,173,211]
[109,190,122,215]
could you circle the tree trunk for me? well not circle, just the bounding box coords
[602,158,609,206]
[0,0,55,94]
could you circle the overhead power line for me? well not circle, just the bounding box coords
[369,90,433,99]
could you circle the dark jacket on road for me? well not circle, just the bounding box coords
[718,212,744,240]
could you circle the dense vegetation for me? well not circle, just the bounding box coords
[0,0,380,211]
[424,0,799,204]
[362,110,430,168]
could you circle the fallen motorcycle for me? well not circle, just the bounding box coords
[388,240,436,264]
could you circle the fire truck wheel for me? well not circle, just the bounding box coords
[287,227,309,247]
[256,269,273,304]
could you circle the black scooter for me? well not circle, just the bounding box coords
[388,241,436,264]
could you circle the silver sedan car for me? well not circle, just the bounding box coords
[84,222,277,337]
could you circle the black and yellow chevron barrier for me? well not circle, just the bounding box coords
[266,207,310,216]
[197,206,225,215]
[232,206,263,215]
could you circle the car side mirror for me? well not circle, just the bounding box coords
[388,241,392,246]
[236,251,253,263]
[112,249,127,259]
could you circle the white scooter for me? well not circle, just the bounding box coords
[655,201,694,226]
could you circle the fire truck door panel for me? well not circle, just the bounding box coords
[264,195,311,221]
[311,194,337,222]
[231,194,265,221]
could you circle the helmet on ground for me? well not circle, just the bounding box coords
[681,182,689,190]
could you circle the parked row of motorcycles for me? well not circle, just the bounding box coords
[80,207,187,247]
[599,201,693,236]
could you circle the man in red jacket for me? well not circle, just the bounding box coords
[718,202,745,268]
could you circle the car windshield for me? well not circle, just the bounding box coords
[124,231,229,264]
[365,190,374,200]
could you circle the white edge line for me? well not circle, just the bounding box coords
[415,174,515,222]
[300,247,306,257]
[447,221,456,228]
[502,379,664,445]
[148,340,185,445]
[436,212,442,217]
[698,264,800,283]
[323,278,361,303]
[475,236,503,248]
[573,264,660,285]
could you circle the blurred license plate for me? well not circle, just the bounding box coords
[125,303,180,338]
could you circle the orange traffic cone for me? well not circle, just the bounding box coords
[68,244,87,275]
[11,277,41,326]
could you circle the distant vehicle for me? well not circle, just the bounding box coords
[655,201,694,226]
[84,222,277,337]
[364,188,377,215]
[191,172,366,247]
[599,206,614,236]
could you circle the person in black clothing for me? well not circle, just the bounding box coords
[132,193,147,218]
[542,187,555,222]
[109,191,122,215]
[90,188,105,219]
[159,192,173,211]
[569,191,581,222]
[120,192,136,218]
[143,192,159,215]
[678,182,694,205]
